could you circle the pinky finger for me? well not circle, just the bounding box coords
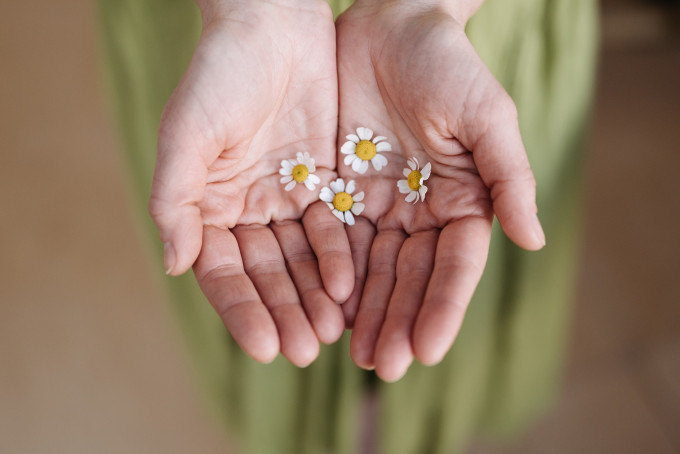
[342,216,376,328]
[303,201,355,303]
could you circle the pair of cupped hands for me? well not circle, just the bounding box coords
[150,0,545,382]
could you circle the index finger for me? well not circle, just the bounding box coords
[412,215,492,366]
[193,225,280,364]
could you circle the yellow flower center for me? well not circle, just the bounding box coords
[355,140,377,161]
[292,164,309,183]
[407,170,422,191]
[332,191,354,212]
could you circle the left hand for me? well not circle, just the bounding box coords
[334,0,545,381]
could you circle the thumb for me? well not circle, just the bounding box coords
[149,104,211,275]
[461,89,545,251]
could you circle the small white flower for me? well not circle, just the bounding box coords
[397,157,431,203]
[341,127,391,174]
[319,178,365,226]
[279,152,321,191]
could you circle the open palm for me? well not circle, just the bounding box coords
[335,2,546,381]
[149,1,348,367]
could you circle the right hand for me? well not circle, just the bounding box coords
[149,0,352,367]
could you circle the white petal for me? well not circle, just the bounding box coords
[330,178,345,193]
[319,187,334,202]
[308,174,321,184]
[421,162,431,179]
[345,180,355,194]
[304,179,316,191]
[332,209,345,223]
[280,175,294,184]
[352,191,364,202]
[344,154,357,166]
[280,167,292,176]
[397,180,411,194]
[359,160,369,174]
[376,141,392,152]
[407,159,416,170]
[285,180,296,191]
[346,134,360,143]
[345,210,355,225]
[351,157,364,173]
[372,154,388,171]
[301,153,315,170]
[351,202,364,215]
[357,127,373,141]
[405,191,417,203]
[403,168,411,178]
[341,141,357,155]
[326,202,334,210]
[281,160,293,171]
[419,185,428,202]
[372,135,387,143]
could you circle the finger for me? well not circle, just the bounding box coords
[193,226,279,364]
[233,225,320,367]
[148,155,206,275]
[342,216,376,329]
[150,82,226,275]
[349,230,405,370]
[271,221,345,345]
[303,201,355,303]
[461,88,545,251]
[413,216,492,366]
[373,231,438,382]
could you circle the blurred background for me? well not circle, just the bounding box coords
[1,0,678,453]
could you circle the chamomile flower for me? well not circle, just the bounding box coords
[279,152,320,191]
[397,157,431,203]
[319,178,365,226]
[341,127,391,174]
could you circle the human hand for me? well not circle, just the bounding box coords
[149,0,351,367]
[334,0,545,381]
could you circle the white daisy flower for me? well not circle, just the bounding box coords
[279,151,321,191]
[397,157,431,203]
[319,178,365,226]
[341,127,391,174]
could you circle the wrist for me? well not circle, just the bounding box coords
[196,0,331,24]
[351,0,484,24]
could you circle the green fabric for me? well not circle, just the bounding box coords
[97,0,597,453]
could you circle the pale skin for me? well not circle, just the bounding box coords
[151,0,349,367]
[150,0,544,379]
[336,0,545,381]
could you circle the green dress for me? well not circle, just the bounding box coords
[98,1,597,453]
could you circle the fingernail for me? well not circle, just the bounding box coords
[163,242,176,275]
[534,215,546,248]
